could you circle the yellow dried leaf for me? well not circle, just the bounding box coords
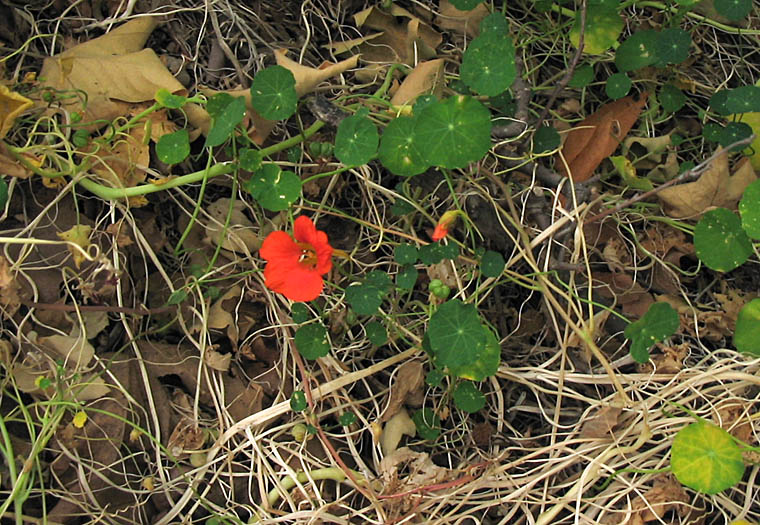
[0,84,33,140]
[435,0,490,38]
[275,49,360,98]
[56,224,92,268]
[390,59,445,107]
[72,410,87,428]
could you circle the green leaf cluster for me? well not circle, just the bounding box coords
[624,302,679,363]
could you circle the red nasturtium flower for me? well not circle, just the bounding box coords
[260,216,333,302]
[432,210,462,241]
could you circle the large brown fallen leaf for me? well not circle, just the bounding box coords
[390,59,445,106]
[435,0,490,38]
[328,5,441,82]
[657,153,757,219]
[557,92,649,181]
[38,17,186,127]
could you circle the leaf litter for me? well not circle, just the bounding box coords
[2,1,760,524]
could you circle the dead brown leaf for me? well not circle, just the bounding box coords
[557,92,649,182]
[382,360,424,422]
[88,122,150,189]
[0,255,21,317]
[639,224,693,294]
[0,84,33,139]
[580,405,623,439]
[629,474,688,523]
[167,418,207,457]
[381,408,417,455]
[658,153,757,218]
[594,271,654,318]
[390,59,445,107]
[435,0,490,38]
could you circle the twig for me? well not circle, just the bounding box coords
[584,136,756,224]
[492,55,531,139]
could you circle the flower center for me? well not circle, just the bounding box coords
[297,242,318,269]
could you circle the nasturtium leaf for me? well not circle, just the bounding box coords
[570,6,623,55]
[290,303,310,324]
[428,299,486,369]
[479,12,509,35]
[0,178,7,211]
[334,110,379,166]
[461,27,516,97]
[605,73,632,100]
[624,302,679,363]
[339,412,357,426]
[533,125,561,154]
[294,324,330,360]
[671,420,745,494]
[394,244,419,265]
[453,381,486,413]
[244,164,302,212]
[345,271,392,316]
[391,198,415,216]
[659,84,687,113]
[412,408,441,440]
[709,90,732,116]
[250,65,297,120]
[366,321,388,346]
[413,95,438,114]
[569,65,595,88]
[702,122,723,142]
[378,116,429,176]
[725,86,760,114]
[290,390,307,412]
[167,289,188,305]
[156,129,190,164]
[425,368,444,387]
[694,208,752,272]
[714,0,752,20]
[734,298,760,356]
[415,96,492,169]
[205,94,246,148]
[480,250,505,278]
[719,122,754,150]
[489,91,516,115]
[155,88,187,109]
[418,243,446,265]
[615,30,660,72]
[739,179,760,239]
[440,242,459,260]
[655,27,691,65]
[239,148,263,171]
[396,265,418,290]
[447,327,500,380]
[449,0,481,10]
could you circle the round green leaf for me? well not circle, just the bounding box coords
[204,94,246,148]
[702,122,723,143]
[570,6,623,55]
[378,116,429,176]
[533,125,561,154]
[244,164,302,212]
[412,408,441,441]
[250,65,297,120]
[345,272,391,316]
[461,30,516,97]
[366,321,388,346]
[615,30,660,72]
[606,73,632,100]
[479,12,509,35]
[734,298,760,356]
[396,265,418,290]
[335,111,379,166]
[655,28,691,64]
[739,179,760,239]
[290,303,310,324]
[394,244,419,265]
[418,243,446,265]
[453,381,486,413]
[719,122,753,150]
[294,324,330,360]
[447,327,500,381]
[480,250,505,278]
[450,0,481,9]
[0,177,7,211]
[239,148,263,171]
[339,412,357,426]
[290,390,307,412]
[156,129,190,164]
[714,0,752,20]
[415,96,492,169]
[425,368,444,387]
[709,90,732,116]
[428,299,486,369]
[726,86,760,114]
[671,420,745,494]
[694,208,752,272]
[659,84,687,113]
[155,88,187,109]
[568,64,595,88]
[624,302,680,363]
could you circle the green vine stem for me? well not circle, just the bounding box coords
[265,467,367,507]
